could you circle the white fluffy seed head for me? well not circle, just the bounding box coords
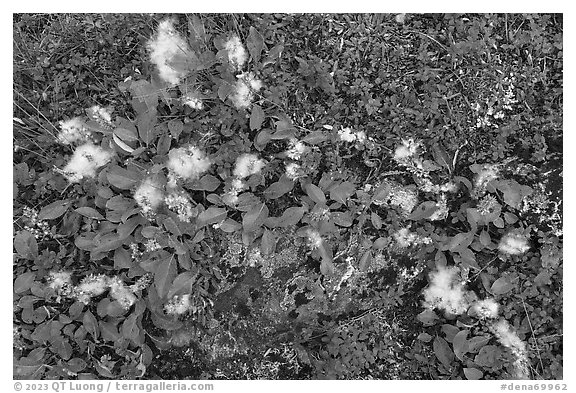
[164,294,192,315]
[57,117,90,145]
[147,19,192,85]
[423,266,471,315]
[167,146,211,181]
[492,319,529,379]
[230,72,263,109]
[134,177,164,215]
[108,277,137,310]
[76,274,109,297]
[286,139,307,160]
[307,229,323,250]
[233,153,266,179]
[498,232,530,255]
[62,143,113,183]
[48,271,72,292]
[224,35,247,71]
[470,298,500,319]
[285,162,302,180]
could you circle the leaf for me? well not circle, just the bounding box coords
[305,183,326,205]
[38,200,70,220]
[464,367,483,380]
[372,182,392,204]
[491,275,516,295]
[82,311,99,340]
[51,337,73,360]
[275,206,305,227]
[329,181,356,203]
[67,358,88,373]
[263,43,283,66]
[371,212,383,229]
[446,231,475,252]
[155,256,177,298]
[247,26,264,63]
[457,247,479,269]
[121,313,139,342]
[417,332,433,342]
[113,133,135,153]
[75,207,105,220]
[358,250,372,271]
[332,211,353,227]
[218,81,235,102]
[197,207,227,226]
[163,217,182,237]
[14,231,38,260]
[243,202,269,232]
[167,270,198,298]
[114,126,139,142]
[250,104,265,131]
[452,330,469,361]
[474,345,499,367]
[254,128,272,150]
[263,175,294,199]
[408,201,438,220]
[129,80,158,114]
[496,179,533,209]
[156,132,172,156]
[318,242,334,276]
[417,309,439,326]
[92,233,123,253]
[194,174,221,192]
[467,335,491,353]
[260,229,276,255]
[189,14,206,43]
[167,119,183,140]
[137,110,158,145]
[14,271,36,293]
[441,324,460,342]
[454,175,473,191]
[433,336,454,368]
[301,130,327,145]
[493,217,505,228]
[107,165,142,190]
[219,218,242,233]
[479,230,491,247]
[431,143,452,172]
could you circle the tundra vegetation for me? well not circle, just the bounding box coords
[13,13,562,380]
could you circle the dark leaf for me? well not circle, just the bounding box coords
[329,181,356,203]
[247,26,264,63]
[107,165,142,190]
[274,206,305,227]
[121,313,139,342]
[464,367,483,380]
[263,175,294,199]
[453,330,469,361]
[75,207,105,220]
[242,202,268,232]
[197,207,227,226]
[305,183,326,205]
[14,271,36,293]
[14,231,38,260]
[433,336,454,368]
[82,311,99,340]
[155,256,177,298]
[250,104,265,131]
[260,229,276,255]
[38,200,70,220]
[167,270,198,298]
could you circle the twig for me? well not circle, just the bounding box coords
[520,297,545,375]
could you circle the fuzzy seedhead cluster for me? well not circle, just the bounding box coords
[47,271,152,310]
